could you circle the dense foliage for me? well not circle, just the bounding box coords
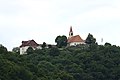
[55,35,67,48]
[85,33,96,44]
[0,43,120,80]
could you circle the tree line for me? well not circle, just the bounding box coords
[0,33,120,80]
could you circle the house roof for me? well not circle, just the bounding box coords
[20,40,39,48]
[68,35,84,43]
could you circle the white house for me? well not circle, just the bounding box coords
[20,40,41,55]
[67,26,85,46]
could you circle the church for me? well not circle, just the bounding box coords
[67,26,85,46]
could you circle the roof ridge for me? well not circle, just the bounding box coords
[68,35,84,43]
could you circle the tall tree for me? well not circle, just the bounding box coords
[55,35,67,48]
[85,33,96,44]
[61,35,68,46]
[55,36,61,47]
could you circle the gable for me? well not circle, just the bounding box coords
[20,40,39,48]
[68,35,84,43]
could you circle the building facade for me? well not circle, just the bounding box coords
[20,40,41,54]
[68,26,85,46]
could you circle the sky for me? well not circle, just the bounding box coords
[0,0,120,51]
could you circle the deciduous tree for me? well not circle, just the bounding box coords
[55,35,67,48]
[85,33,96,44]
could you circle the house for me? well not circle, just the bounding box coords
[67,26,85,46]
[20,40,41,54]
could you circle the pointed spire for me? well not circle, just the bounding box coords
[70,26,73,32]
[69,26,73,38]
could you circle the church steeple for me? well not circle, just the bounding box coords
[69,26,73,38]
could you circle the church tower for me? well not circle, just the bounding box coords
[69,26,73,38]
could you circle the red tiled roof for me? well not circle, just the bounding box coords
[20,40,39,47]
[68,35,84,43]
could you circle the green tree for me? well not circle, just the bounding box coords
[85,33,96,44]
[1,41,120,80]
[12,47,20,54]
[55,35,67,48]
[48,45,52,48]
[49,47,60,56]
[104,42,111,46]
[0,58,34,80]
[58,71,74,80]
[26,47,34,54]
[62,35,68,46]
[0,44,7,54]
[41,42,47,49]
[55,35,62,47]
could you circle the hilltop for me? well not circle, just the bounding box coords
[0,43,120,80]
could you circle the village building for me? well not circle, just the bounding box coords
[67,26,85,46]
[20,40,41,55]
[19,27,85,54]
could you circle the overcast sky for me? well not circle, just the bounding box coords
[0,0,120,50]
